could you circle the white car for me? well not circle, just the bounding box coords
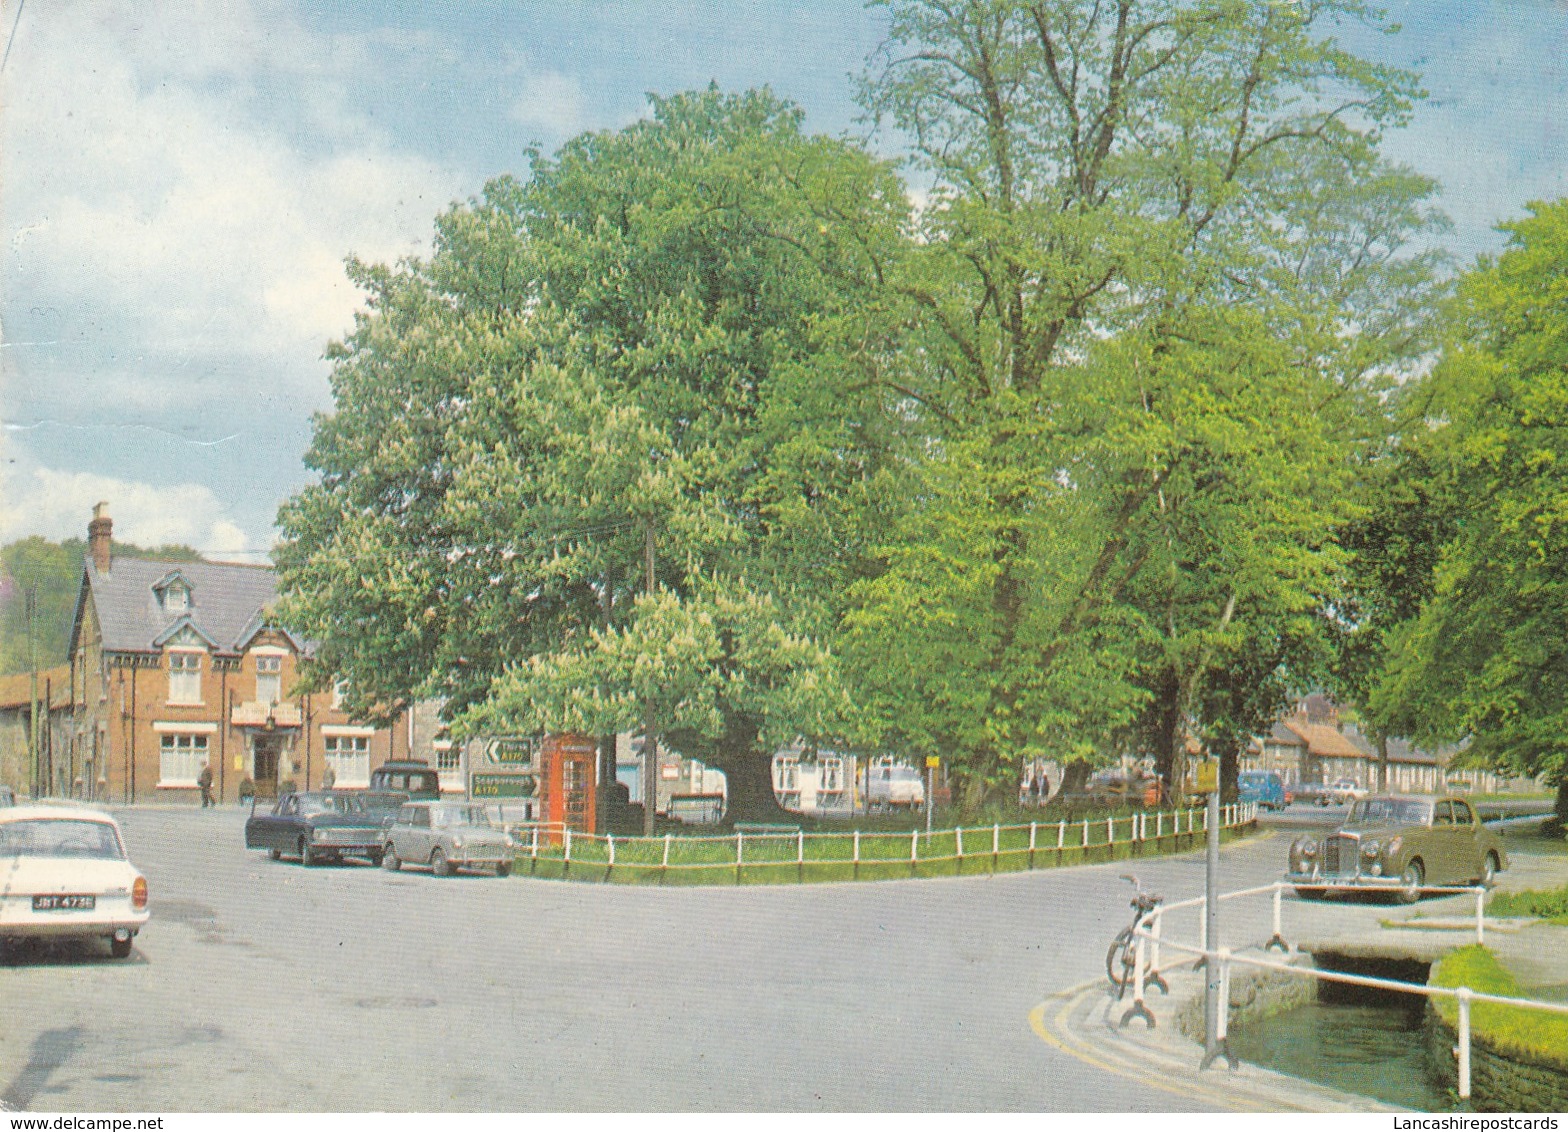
[0,805,149,959]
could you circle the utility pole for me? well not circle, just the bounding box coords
[27,584,40,799]
[642,524,658,837]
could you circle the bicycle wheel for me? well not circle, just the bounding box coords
[1106,927,1136,992]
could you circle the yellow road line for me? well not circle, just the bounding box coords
[1028,984,1267,1112]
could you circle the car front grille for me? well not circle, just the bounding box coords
[1324,834,1360,878]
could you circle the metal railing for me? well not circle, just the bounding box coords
[1120,879,1568,1100]
[501,801,1258,882]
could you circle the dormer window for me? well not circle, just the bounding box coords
[153,571,193,615]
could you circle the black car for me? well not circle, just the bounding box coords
[244,791,394,866]
[368,760,442,801]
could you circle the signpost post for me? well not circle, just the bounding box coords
[925,755,938,837]
[1195,756,1236,1070]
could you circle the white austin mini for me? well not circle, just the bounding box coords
[0,805,149,958]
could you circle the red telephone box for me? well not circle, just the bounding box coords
[539,733,597,842]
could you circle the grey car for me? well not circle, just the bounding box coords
[381,801,514,877]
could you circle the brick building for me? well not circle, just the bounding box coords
[65,504,417,804]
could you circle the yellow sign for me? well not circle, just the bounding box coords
[925,755,940,769]
[233,755,244,772]
[1193,759,1219,794]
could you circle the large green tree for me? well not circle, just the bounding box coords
[1371,199,1568,820]
[845,0,1446,804]
[276,89,911,822]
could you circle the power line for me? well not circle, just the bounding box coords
[1,0,25,74]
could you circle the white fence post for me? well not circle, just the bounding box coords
[911,828,919,865]
[1106,816,1114,845]
[1272,884,1283,941]
[1157,810,1164,839]
[1475,887,1487,945]
[564,827,572,863]
[955,826,964,861]
[1081,819,1089,848]
[531,826,539,858]
[798,829,805,867]
[607,833,616,867]
[662,832,671,869]
[854,829,861,865]
[1457,987,1473,1099]
[737,830,744,867]
[992,822,1000,864]
[1057,820,1066,851]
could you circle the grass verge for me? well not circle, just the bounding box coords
[1431,945,1568,1070]
[1485,883,1568,925]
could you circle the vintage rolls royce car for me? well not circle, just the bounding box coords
[0,805,149,958]
[382,801,513,877]
[244,791,398,866]
[1287,793,1507,902]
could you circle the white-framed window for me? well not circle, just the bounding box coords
[820,756,843,793]
[159,732,209,785]
[773,756,798,793]
[254,653,283,704]
[167,651,203,705]
[323,732,371,787]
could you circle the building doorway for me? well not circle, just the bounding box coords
[253,735,283,799]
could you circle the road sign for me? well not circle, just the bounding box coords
[925,755,940,769]
[470,772,537,799]
[487,737,538,765]
[1193,759,1219,794]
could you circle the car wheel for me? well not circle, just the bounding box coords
[495,861,511,878]
[431,848,452,877]
[382,844,401,871]
[109,935,133,959]
[298,837,315,867]
[1398,859,1425,904]
[1481,851,1501,888]
[368,849,384,868]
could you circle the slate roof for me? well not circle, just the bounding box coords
[80,557,286,656]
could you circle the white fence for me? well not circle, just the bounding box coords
[501,801,1259,880]
[1122,880,1568,1101]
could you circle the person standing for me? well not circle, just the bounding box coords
[197,760,215,808]
[321,763,336,790]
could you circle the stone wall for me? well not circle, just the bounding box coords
[1427,1010,1568,1113]
[1175,958,1316,1039]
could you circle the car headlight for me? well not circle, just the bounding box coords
[453,836,465,848]
[314,829,330,841]
[1362,839,1381,857]
[1292,837,1319,858]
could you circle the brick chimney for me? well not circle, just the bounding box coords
[88,502,113,572]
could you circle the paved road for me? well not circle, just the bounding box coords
[0,804,1536,1112]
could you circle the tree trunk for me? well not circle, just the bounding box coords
[1377,733,1390,793]
[671,718,795,827]
[1553,775,1568,831]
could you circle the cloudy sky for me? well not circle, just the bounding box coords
[2,1,1566,561]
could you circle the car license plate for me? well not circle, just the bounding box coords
[33,894,95,911]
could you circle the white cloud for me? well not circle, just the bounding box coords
[1,1,465,393]
[509,70,591,140]
[0,465,259,562]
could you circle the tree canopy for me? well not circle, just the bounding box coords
[1368,199,1568,813]
[277,2,1454,820]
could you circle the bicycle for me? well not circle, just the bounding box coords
[1105,874,1168,1005]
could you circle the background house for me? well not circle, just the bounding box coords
[0,665,71,798]
[65,503,425,805]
